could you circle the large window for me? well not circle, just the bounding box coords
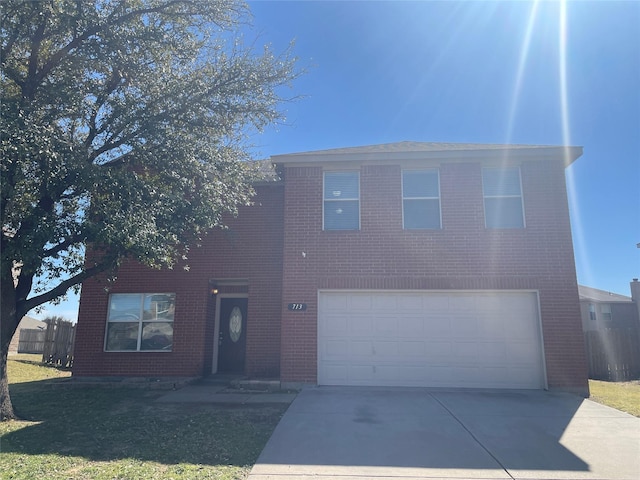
[402,169,441,229]
[323,171,360,230]
[482,167,525,228]
[105,293,175,351]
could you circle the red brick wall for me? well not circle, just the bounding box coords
[74,157,588,394]
[73,184,284,378]
[280,160,588,393]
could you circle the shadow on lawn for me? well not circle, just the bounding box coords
[3,380,285,467]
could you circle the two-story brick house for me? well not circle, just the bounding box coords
[73,142,589,395]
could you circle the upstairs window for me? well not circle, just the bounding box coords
[482,167,525,228]
[600,304,612,322]
[105,293,175,351]
[324,172,360,230]
[402,170,441,229]
[589,304,596,321]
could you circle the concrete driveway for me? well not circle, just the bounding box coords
[249,386,640,480]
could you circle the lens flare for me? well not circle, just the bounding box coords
[505,0,540,146]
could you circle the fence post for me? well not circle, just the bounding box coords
[584,328,640,381]
[42,318,76,368]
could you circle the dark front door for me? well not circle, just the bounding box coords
[217,297,247,374]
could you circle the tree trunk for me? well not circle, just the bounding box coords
[1,266,20,421]
[0,341,17,421]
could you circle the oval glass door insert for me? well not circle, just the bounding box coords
[229,306,242,343]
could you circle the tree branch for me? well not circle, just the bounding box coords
[89,133,136,164]
[1,30,21,72]
[35,1,200,90]
[19,260,114,318]
[23,10,49,99]
[42,234,83,259]
[84,71,125,151]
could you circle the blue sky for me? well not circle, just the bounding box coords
[37,0,639,321]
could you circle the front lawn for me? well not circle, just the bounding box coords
[589,379,640,417]
[5,354,72,383]
[1,357,287,479]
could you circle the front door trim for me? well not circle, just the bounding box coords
[212,293,248,374]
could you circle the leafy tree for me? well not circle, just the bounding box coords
[1,0,299,420]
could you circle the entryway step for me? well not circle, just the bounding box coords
[199,375,282,392]
[232,378,281,392]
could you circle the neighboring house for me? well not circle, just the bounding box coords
[74,142,589,395]
[8,316,46,354]
[579,281,640,332]
[580,280,640,381]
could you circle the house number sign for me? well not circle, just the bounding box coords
[287,303,307,311]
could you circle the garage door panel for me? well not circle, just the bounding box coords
[423,342,452,362]
[318,291,545,389]
[450,366,480,383]
[397,294,424,312]
[423,316,452,337]
[349,316,372,333]
[450,315,479,339]
[422,295,450,312]
[350,294,373,311]
[372,295,398,312]
[323,364,347,382]
[449,294,478,312]
[507,341,541,363]
[377,365,422,383]
[504,318,539,339]
[474,342,508,363]
[323,339,349,357]
[499,294,533,311]
[348,340,372,357]
[476,295,502,311]
[322,294,348,311]
[374,315,396,334]
[477,315,505,339]
[403,316,425,335]
[349,365,374,382]
[373,340,400,357]
[324,314,348,334]
[402,341,427,357]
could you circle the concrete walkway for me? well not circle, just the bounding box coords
[249,386,640,480]
[156,384,297,405]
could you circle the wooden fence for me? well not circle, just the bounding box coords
[17,328,46,354]
[42,319,76,368]
[584,328,640,381]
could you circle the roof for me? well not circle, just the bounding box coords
[578,285,633,303]
[18,316,47,329]
[247,159,280,184]
[271,141,583,166]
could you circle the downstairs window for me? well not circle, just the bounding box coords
[105,293,175,351]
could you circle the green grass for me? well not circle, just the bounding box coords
[1,357,288,479]
[589,379,640,417]
[6,354,72,383]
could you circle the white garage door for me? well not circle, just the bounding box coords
[318,291,545,389]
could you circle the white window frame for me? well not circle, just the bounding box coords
[402,169,442,229]
[600,304,612,322]
[104,293,175,352]
[482,167,526,229]
[589,303,596,321]
[323,171,360,231]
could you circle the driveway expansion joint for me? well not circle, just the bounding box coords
[429,393,516,480]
